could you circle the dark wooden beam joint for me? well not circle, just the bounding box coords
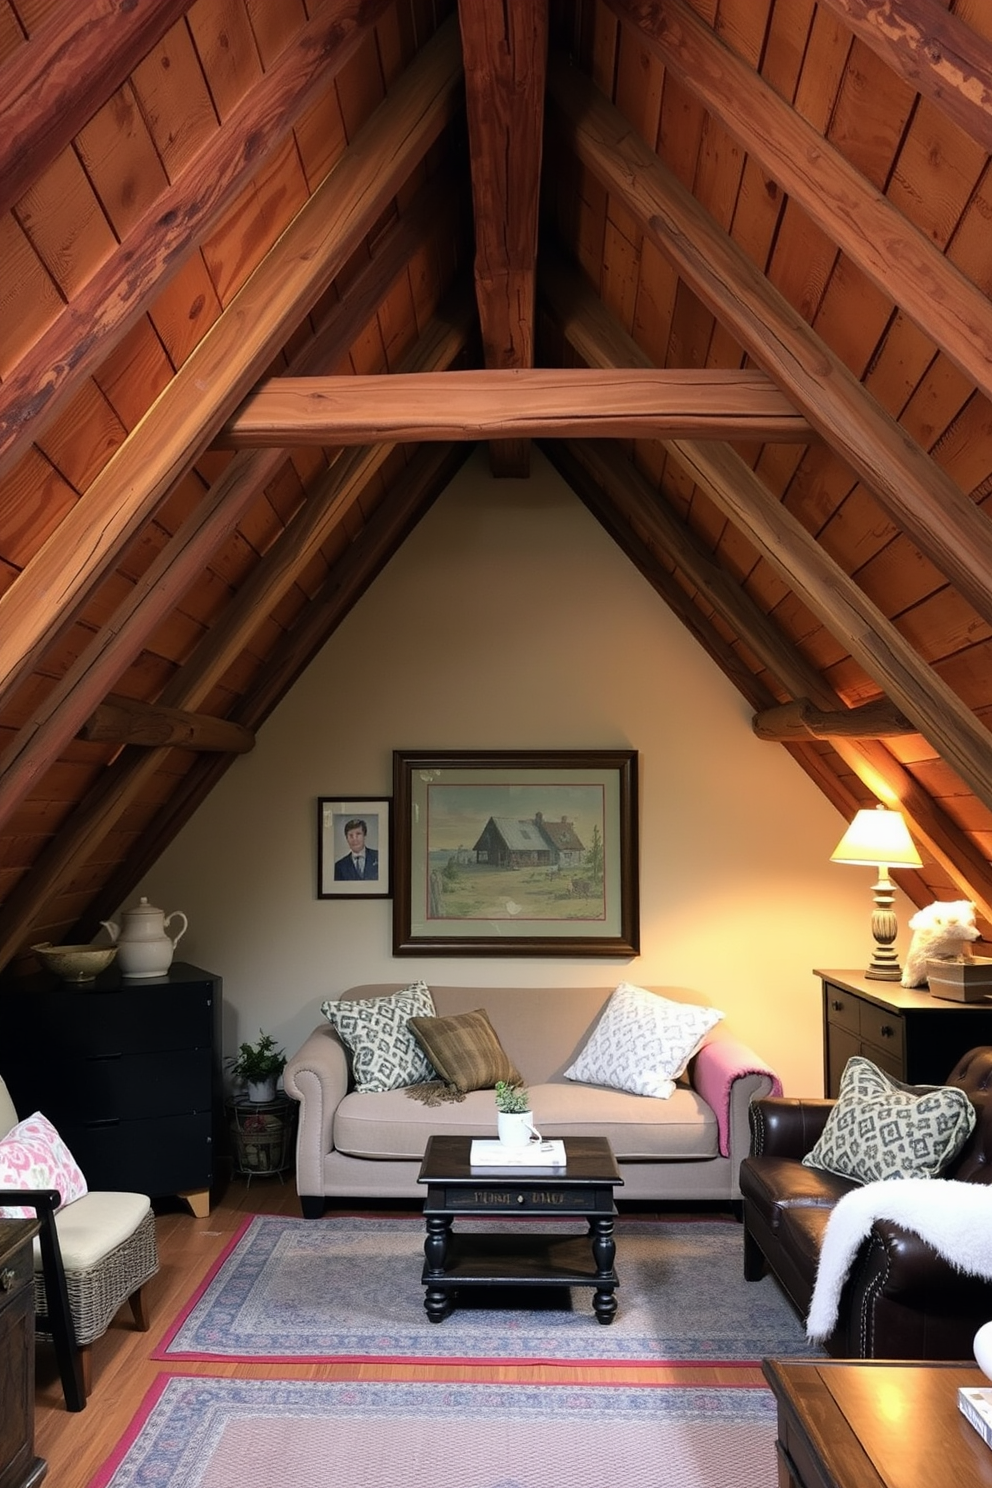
[79,696,255,753]
[753,698,917,742]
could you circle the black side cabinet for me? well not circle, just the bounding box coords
[0,962,221,1211]
[816,968,992,1097]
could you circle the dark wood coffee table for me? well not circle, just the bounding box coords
[417,1134,623,1324]
[763,1358,992,1488]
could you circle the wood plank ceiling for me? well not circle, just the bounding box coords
[1,0,991,977]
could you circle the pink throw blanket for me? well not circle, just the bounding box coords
[693,1038,782,1156]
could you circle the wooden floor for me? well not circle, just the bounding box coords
[34,1179,766,1487]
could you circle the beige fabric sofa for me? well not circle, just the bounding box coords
[284,984,780,1215]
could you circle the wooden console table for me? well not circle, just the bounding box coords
[764,1358,992,1488]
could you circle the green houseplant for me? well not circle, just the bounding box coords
[494,1080,539,1147]
[228,1030,286,1102]
[494,1079,530,1114]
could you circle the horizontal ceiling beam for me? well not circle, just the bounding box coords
[549,55,992,633]
[605,0,992,407]
[753,699,917,741]
[79,696,254,753]
[216,369,813,445]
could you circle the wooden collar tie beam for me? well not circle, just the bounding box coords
[214,369,814,447]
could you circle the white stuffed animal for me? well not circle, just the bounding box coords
[901,899,980,988]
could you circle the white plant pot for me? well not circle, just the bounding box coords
[497,1110,540,1147]
[246,1077,277,1103]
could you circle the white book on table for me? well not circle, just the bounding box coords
[959,1386,992,1450]
[469,1139,566,1167]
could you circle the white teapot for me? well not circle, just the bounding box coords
[101,896,188,979]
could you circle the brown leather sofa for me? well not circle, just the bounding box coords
[740,1045,992,1359]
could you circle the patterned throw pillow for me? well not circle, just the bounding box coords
[0,1111,89,1218]
[563,982,724,1099]
[321,982,439,1093]
[802,1056,977,1183]
[407,1008,522,1094]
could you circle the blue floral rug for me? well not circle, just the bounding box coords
[156,1213,819,1366]
[91,1374,779,1488]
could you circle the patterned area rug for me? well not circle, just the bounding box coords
[90,1374,779,1488]
[157,1214,819,1366]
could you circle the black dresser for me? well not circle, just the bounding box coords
[0,962,221,1212]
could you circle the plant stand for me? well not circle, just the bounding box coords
[226,1094,297,1183]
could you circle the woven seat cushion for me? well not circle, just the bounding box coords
[45,1191,154,1270]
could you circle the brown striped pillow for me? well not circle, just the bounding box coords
[407,1008,522,1094]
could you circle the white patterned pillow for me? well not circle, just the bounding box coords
[564,982,724,1099]
[321,982,439,1093]
[0,1111,89,1217]
[803,1056,976,1183]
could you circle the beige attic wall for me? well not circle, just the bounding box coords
[127,448,875,1096]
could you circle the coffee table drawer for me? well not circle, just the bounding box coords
[440,1184,599,1212]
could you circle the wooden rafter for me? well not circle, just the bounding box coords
[753,699,917,741]
[0,17,463,713]
[218,369,812,445]
[79,697,254,753]
[0,0,191,218]
[816,0,992,157]
[0,0,395,482]
[458,0,548,475]
[548,56,992,634]
[605,0,992,406]
[0,188,450,835]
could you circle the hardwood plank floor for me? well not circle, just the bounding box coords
[33,1179,765,1486]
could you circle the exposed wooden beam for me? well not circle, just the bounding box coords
[547,261,992,922]
[548,56,992,633]
[217,368,813,445]
[0,0,396,482]
[458,0,548,476]
[79,696,254,753]
[753,699,917,741]
[0,0,191,218]
[0,304,473,971]
[816,0,992,157]
[0,18,463,714]
[73,443,471,946]
[0,184,453,835]
[605,0,992,406]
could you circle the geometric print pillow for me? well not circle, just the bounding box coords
[0,1111,89,1218]
[802,1056,976,1183]
[321,981,439,1093]
[563,982,724,1100]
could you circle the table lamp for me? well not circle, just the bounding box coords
[830,805,923,981]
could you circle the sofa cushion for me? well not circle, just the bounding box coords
[321,981,439,1093]
[407,1007,522,1093]
[740,1154,858,1233]
[332,1081,719,1162]
[802,1057,977,1184]
[563,982,724,1099]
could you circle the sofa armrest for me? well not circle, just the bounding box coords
[691,1036,782,1186]
[747,1095,835,1159]
[283,1024,350,1199]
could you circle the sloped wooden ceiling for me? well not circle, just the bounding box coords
[1,0,991,978]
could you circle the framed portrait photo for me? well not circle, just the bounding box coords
[392,750,639,955]
[317,797,391,899]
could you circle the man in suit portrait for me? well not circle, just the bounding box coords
[334,818,379,881]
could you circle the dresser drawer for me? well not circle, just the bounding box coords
[859,1003,905,1061]
[824,985,860,1034]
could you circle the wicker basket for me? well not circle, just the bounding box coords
[228,1096,297,1176]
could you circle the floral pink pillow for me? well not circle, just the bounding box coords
[0,1112,88,1218]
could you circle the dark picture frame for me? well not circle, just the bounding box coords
[392,750,639,955]
[317,797,391,899]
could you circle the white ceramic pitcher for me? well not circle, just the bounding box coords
[101,896,188,979]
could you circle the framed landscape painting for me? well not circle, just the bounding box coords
[317,797,391,899]
[392,750,639,955]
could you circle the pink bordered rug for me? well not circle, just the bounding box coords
[90,1372,779,1488]
[154,1213,818,1367]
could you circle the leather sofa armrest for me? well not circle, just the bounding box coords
[857,1217,992,1306]
[283,1024,350,1199]
[748,1096,835,1159]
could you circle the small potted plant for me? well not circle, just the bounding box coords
[228,1029,286,1103]
[494,1079,539,1147]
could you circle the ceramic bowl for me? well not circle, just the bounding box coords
[31,942,118,982]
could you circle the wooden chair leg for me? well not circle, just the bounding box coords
[79,1344,93,1398]
[129,1285,150,1332]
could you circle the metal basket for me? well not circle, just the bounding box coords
[227,1097,297,1178]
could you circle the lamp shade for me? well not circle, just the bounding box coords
[830,806,923,868]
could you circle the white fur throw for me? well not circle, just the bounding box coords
[806,1179,992,1342]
